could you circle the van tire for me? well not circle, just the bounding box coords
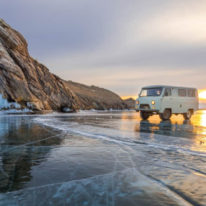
[140,111,150,120]
[183,110,193,120]
[159,109,171,121]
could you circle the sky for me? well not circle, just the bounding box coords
[1,0,206,98]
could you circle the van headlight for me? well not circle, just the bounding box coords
[152,101,155,105]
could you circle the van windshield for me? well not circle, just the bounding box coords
[140,88,163,97]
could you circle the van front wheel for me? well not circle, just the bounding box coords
[159,109,171,121]
[140,111,150,120]
[183,110,193,120]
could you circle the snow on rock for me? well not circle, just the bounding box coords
[0,94,21,110]
[61,107,73,113]
[0,94,32,113]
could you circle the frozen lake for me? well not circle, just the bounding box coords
[0,110,206,206]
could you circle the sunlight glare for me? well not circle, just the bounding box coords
[199,90,206,100]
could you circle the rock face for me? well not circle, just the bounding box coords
[0,19,126,112]
[67,81,125,110]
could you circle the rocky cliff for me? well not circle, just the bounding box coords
[67,81,125,110]
[0,19,126,112]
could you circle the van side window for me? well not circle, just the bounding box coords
[164,88,171,96]
[188,89,196,97]
[178,89,186,97]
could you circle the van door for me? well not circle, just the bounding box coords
[187,89,199,111]
[161,88,173,113]
[176,88,187,113]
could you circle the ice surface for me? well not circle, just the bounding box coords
[0,111,206,205]
[0,168,194,206]
[34,115,206,157]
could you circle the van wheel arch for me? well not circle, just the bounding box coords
[159,108,172,121]
[140,111,150,120]
[189,109,194,114]
[183,109,193,120]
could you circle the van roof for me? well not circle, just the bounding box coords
[142,85,197,90]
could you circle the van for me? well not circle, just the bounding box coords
[136,85,199,120]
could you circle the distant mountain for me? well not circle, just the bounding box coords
[0,19,126,112]
[123,98,136,110]
[67,81,125,110]
[199,102,206,109]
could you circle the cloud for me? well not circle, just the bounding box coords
[1,0,206,96]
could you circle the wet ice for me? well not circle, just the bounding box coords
[0,111,206,205]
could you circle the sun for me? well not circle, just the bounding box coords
[198,90,206,100]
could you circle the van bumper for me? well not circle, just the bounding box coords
[136,109,159,113]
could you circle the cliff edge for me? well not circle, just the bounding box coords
[0,19,126,112]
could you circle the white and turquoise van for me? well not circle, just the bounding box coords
[136,85,199,120]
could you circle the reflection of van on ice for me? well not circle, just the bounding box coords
[136,85,199,120]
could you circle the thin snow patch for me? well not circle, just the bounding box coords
[0,108,32,114]
[0,94,32,114]
[62,107,73,113]
[0,94,21,110]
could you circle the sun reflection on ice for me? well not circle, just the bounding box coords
[199,110,206,128]
[191,110,206,131]
[133,110,206,152]
[189,110,206,151]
